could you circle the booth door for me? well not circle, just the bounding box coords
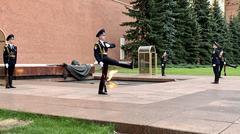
[0,30,6,85]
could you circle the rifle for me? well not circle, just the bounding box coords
[226,63,238,68]
[224,63,238,76]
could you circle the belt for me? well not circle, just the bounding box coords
[100,53,108,55]
[9,55,16,58]
[8,55,16,59]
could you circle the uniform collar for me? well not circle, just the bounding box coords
[7,44,15,50]
[8,43,13,46]
[99,40,105,47]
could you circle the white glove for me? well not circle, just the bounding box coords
[105,43,111,48]
[161,64,164,67]
[212,64,216,67]
[5,64,9,68]
[99,62,104,67]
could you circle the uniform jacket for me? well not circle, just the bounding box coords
[161,56,168,65]
[3,44,17,65]
[94,40,115,63]
[212,48,220,65]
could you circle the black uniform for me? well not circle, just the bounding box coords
[94,40,132,95]
[219,52,225,78]
[160,54,167,76]
[212,48,220,84]
[3,44,17,88]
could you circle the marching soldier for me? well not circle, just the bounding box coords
[160,51,168,76]
[219,49,225,78]
[3,34,17,88]
[94,29,133,95]
[212,42,221,84]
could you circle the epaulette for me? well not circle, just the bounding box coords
[95,42,100,45]
[94,42,99,50]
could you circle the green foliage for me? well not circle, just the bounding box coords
[122,0,240,65]
[121,0,158,61]
[193,0,212,64]
[174,0,200,64]
[96,66,240,76]
[229,17,240,64]
[167,64,210,68]
[211,0,233,63]
[154,0,177,57]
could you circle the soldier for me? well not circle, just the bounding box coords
[160,51,168,76]
[212,42,221,84]
[94,29,133,95]
[3,34,17,88]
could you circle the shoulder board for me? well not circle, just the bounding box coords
[94,42,99,50]
[95,41,100,45]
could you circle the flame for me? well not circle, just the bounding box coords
[107,70,118,81]
[106,81,118,89]
[106,70,119,89]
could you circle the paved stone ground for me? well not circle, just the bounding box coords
[0,75,239,134]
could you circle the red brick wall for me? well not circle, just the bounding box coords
[0,0,131,64]
[225,0,239,21]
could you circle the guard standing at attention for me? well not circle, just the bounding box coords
[94,29,133,95]
[212,42,221,84]
[3,34,17,88]
[160,51,168,76]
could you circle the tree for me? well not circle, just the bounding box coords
[229,10,240,64]
[121,0,158,61]
[154,0,177,63]
[193,0,212,64]
[211,0,233,63]
[121,0,237,65]
[174,0,200,64]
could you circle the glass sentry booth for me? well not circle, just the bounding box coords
[138,46,157,75]
[0,30,6,86]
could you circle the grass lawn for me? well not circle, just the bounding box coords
[95,66,240,76]
[0,109,114,134]
[165,67,239,76]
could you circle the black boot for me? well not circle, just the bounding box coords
[9,76,16,88]
[5,84,10,89]
[118,61,133,69]
[162,70,165,76]
[212,77,219,84]
[5,76,10,88]
[98,79,107,95]
[10,85,16,88]
[104,82,107,93]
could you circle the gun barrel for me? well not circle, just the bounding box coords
[226,63,238,68]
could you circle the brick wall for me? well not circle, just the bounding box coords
[226,0,239,21]
[0,0,131,64]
